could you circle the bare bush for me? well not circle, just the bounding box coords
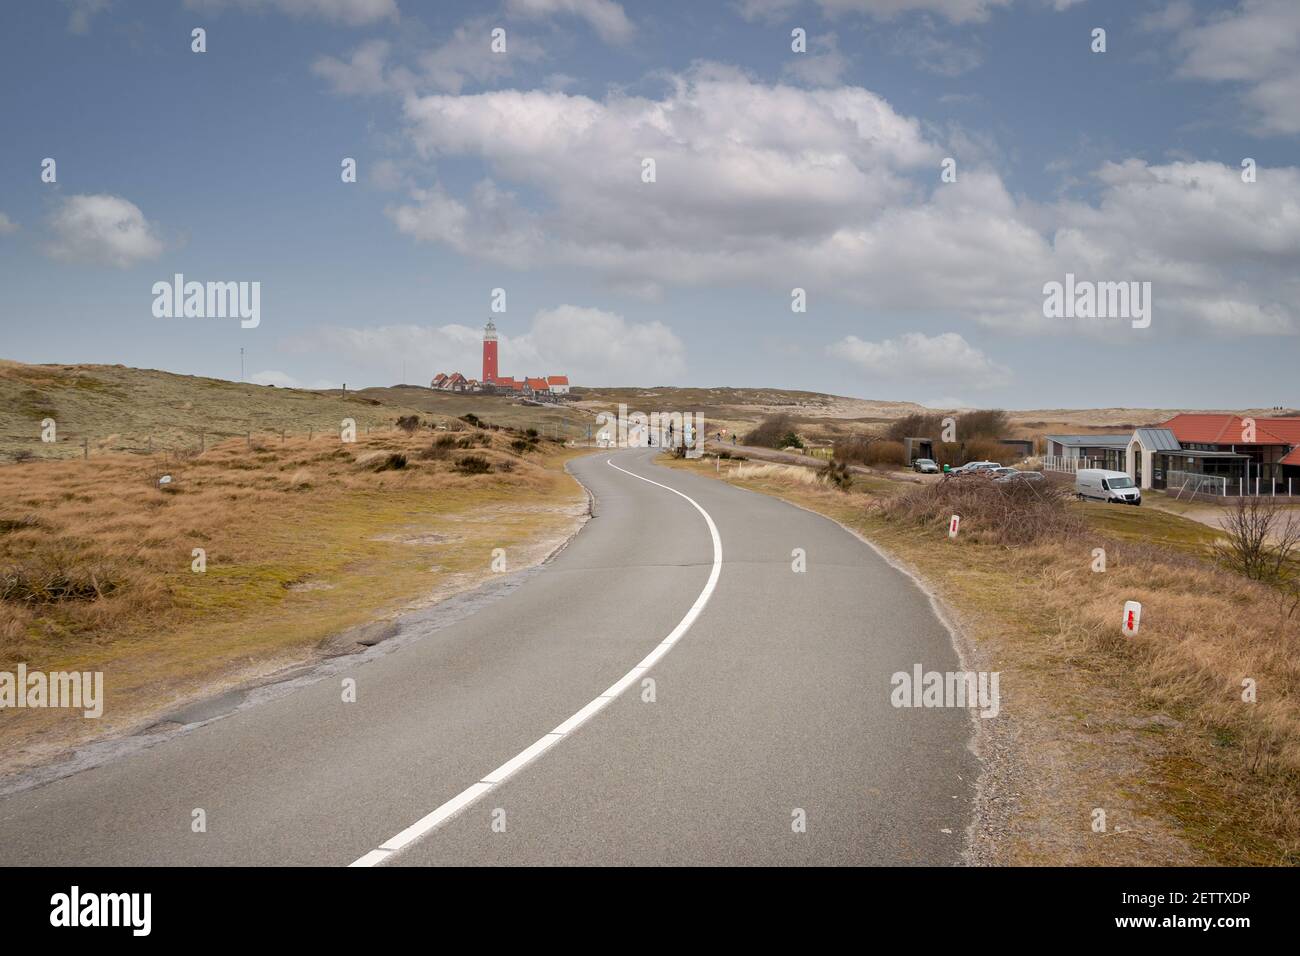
[744,414,798,449]
[959,409,1010,440]
[1219,497,1300,583]
[881,474,1082,546]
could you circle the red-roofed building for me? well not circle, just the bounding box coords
[1044,413,1300,495]
[546,375,570,395]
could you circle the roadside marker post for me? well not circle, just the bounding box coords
[1122,600,1142,637]
[948,514,960,539]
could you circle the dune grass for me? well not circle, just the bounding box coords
[0,423,590,775]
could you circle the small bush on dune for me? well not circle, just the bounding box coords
[744,414,798,449]
[823,460,853,491]
[455,454,492,475]
[1,558,126,604]
[881,475,1081,546]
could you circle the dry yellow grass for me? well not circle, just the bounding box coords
[0,424,590,776]
[666,453,1300,865]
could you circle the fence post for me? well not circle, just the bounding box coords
[82,437,88,460]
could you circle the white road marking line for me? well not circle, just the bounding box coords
[348,454,723,867]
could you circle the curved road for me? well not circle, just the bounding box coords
[0,448,975,866]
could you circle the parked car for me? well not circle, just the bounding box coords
[1075,468,1141,505]
[988,467,1018,480]
[912,458,940,474]
[944,460,1000,479]
[995,469,1045,484]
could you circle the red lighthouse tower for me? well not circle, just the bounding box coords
[482,317,499,383]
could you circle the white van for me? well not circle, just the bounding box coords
[1075,468,1141,505]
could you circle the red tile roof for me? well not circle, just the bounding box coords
[1158,414,1293,446]
[546,375,569,386]
[526,377,549,389]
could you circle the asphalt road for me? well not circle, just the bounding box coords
[0,448,975,866]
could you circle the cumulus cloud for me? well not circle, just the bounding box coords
[293,305,685,386]
[1161,0,1300,136]
[380,67,1299,339]
[184,0,397,26]
[44,194,164,268]
[830,332,1011,387]
[506,0,635,44]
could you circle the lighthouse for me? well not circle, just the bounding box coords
[482,317,499,383]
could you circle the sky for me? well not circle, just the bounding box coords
[0,0,1297,409]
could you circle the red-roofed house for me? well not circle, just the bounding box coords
[1044,414,1300,495]
[546,375,570,395]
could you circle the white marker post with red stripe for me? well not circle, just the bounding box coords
[948,514,960,539]
[1122,600,1141,636]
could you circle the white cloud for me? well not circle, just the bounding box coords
[830,332,1011,387]
[506,0,635,44]
[316,20,547,96]
[816,0,1013,24]
[184,0,398,26]
[1165,0,1300,136]
[737,0,1077,23]
[64,0,111,34]
[249,369,301,388]
[312,39,391,95]
[0,212,18,235]
[44,194,164,268]
[888,22,984,76]
[293,306,684,386]
[782,33,850,86]
[382,67,1299,340]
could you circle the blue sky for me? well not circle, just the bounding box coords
[1,0,1297,409]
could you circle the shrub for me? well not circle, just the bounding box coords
[958,409,1010,441]
[511,438,531,454]
[823,460,853,491]
[360,452,407,471]
[455,454,492,475]
[864,440,907,468]
[1,560,124,604]
[886,413,944,443]
[396,415,421,434]
[744,414,797,449]
[880,475,1082,546]
[460,413,482,428]
[1218,497,1300,583]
